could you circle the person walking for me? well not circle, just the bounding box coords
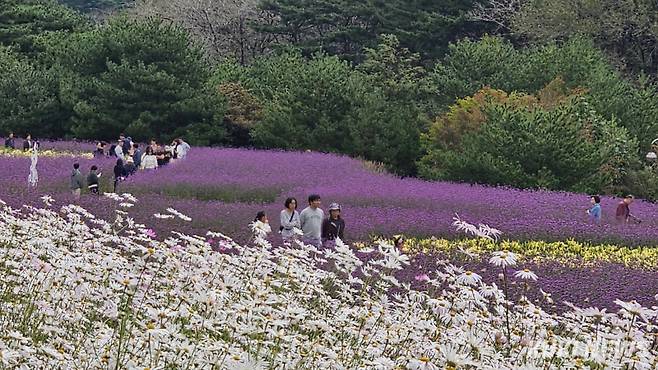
[4,132,15,149]
[616,195,639,223]
[280,197,301,242]
[586,195,602,224]
[86,165,101,194]
[22,134,32,151]
[300,194,324,247]
[70,163,84,199]
[321,203,345,246]
[113,159,127,193]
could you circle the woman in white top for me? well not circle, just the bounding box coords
[140,146,158,170]
[280,197,301,242]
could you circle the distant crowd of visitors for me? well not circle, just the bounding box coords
[4,131,644,248]
[69,133,191,197]
[254,194,345,247]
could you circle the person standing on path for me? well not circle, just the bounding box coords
[300,194,324,247]
[70,163,84,199]
[322,202,345,246]
[280,197,301,242]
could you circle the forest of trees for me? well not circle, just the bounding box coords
[3,0,658,198]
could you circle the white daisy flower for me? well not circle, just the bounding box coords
[489,251,517,268]
[456,271,482,286]
[514,268,538,281]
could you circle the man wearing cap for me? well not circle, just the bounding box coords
[300,194,324,247]
[322,202,345,246]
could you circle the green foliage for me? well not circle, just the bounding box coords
[218,82,264,147]
[244,53,356,151]
[433,36,523,103]
[0,0,88,56]
[212,49,424,175]
[257,0,488,61]
[42,17,226,144]
[357,34,437,113]
[419,86,639,193]
[623,167,658,202]
[434,36,658,157]
[344,89,424,175]
[512,0,658,73]
[58,0,128,12]
[0,48,66,137]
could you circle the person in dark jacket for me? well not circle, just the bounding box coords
[122,135,132,154]
[22,134,32,151]
[4,132,15,149]
[108,143,117,157]
[94,142,105,157]
[132,143,142,170]
[113,159,127,193]
[87,165,101,194]
[321,202,345,245]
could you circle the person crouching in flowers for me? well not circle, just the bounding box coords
[280,197,301,242]
[321,203,345,247]
[586,195,602,224]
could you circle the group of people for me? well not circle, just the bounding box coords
[4,132,37,151]
[252,193,639,247]
[70,134,192,196]
[96,134,190,171]
[70,163,101,197]
[254,194,345,247]
[587,194,641,224]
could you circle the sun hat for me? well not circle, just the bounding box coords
[328,202,341,211]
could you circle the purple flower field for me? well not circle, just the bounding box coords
[0,143,657,310]
[1,145,658,246]
[400,252,658,313]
